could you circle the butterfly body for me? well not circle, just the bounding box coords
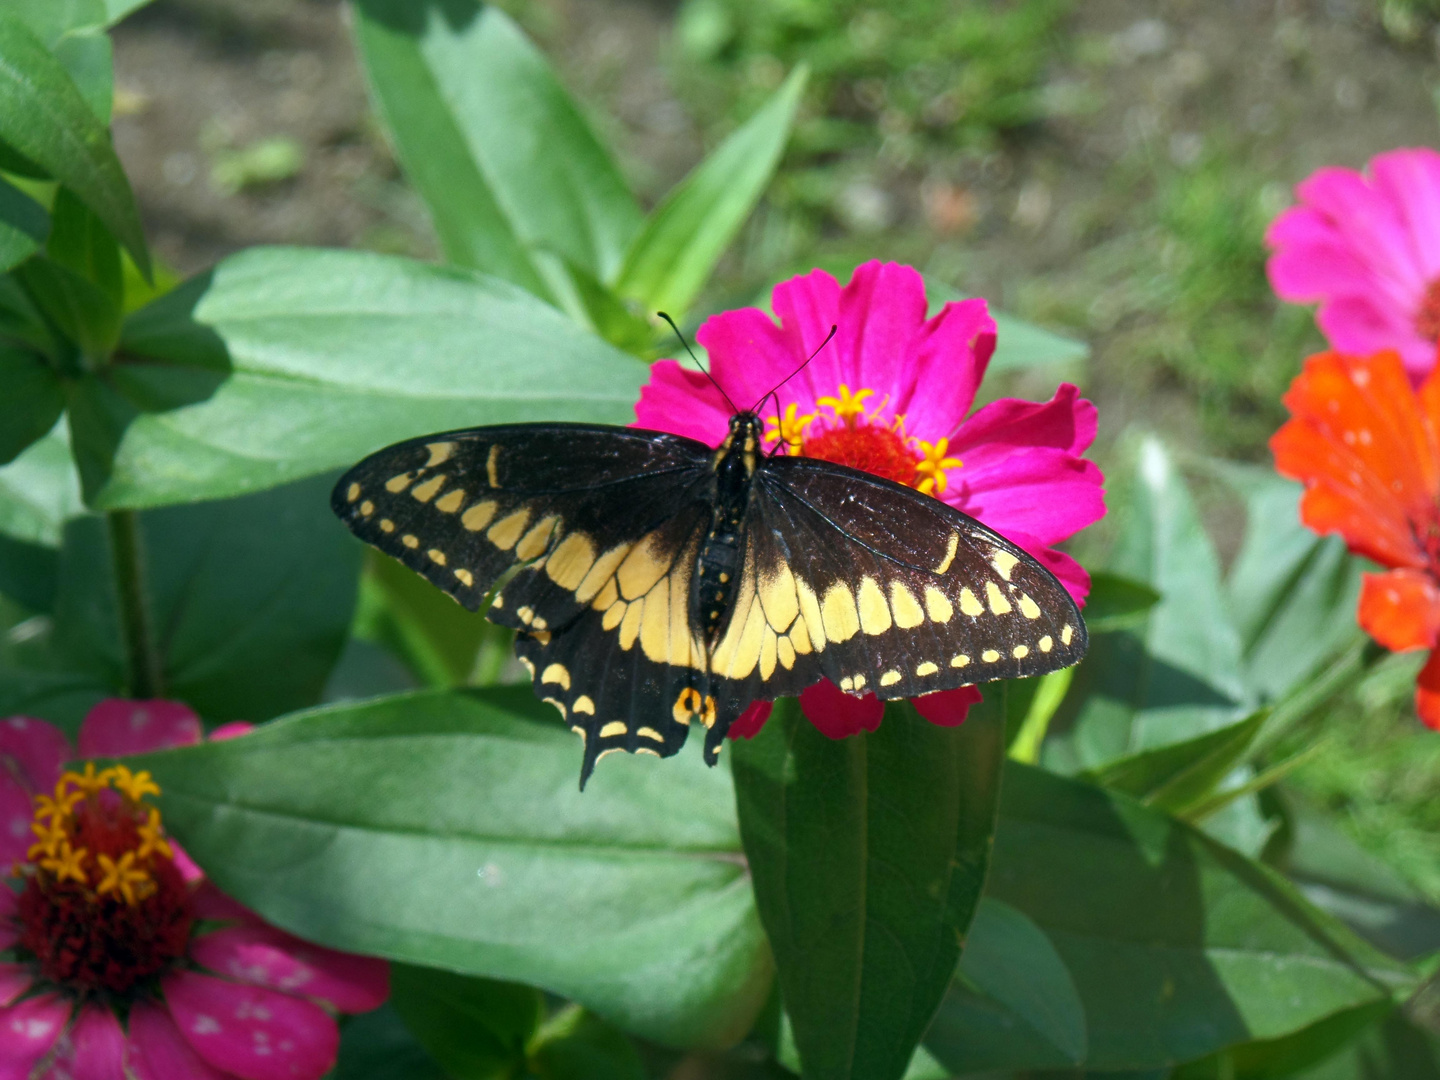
[332,413,1087,785]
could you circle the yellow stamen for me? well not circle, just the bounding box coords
[32,789,81,825]
[817,384,874,426]
[110,765,160,803]
[95,851,152,906]
[763,403,818,453]
[914,438,962,495]
[39,840,88,886]
[61,763,114,797]
[26,818,66,861]
[136,808,173,861]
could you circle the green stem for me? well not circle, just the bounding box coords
[106,509,163,698]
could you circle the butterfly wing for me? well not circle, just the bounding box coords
[332,423,719,782]
[698,455,1087,735]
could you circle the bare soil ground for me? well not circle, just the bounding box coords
[110,0,1440,461]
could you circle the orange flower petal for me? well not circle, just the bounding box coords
[1358,568,1440,652]
[1416,649,1440,731]
[1273,351,1440,568]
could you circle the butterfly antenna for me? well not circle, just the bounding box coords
[658,311,738,414]
[749,324,837,413]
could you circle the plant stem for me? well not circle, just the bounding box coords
[106,509,163,698]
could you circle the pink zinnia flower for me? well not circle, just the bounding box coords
[1267,147,1440,382]
[636,260,1105,738]
[0,700,389,1080]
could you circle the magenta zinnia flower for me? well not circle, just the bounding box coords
[1267,147,1440,382]
[636,260,1105,737]
[0,700,388,1080]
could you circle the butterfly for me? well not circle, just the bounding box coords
[331,410,1087,785]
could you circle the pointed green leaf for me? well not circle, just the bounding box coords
[0,420,81,545]
[924,765,1414,1074]
[388,965,542,1080]
[614,67,805,317]
[352,0,641,293]
[0,346,62,464]
[79,247,645,509]
[0,174,48,271]
[52,474,359,720]
[732,694,1005,1080]
[0,14,145,272]
[126,688,773,1049]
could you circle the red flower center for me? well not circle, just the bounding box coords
[1417,278,1440,342]
[801,422,922,486]
[15,765,192,994]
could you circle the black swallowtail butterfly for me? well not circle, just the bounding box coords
[332,412,1087,784]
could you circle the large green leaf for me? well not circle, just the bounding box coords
[352,0,641,294]
[0,346,63,465]
[0,174,48,271]
[614,67,805,318]
[388,964,543,1079]
[51,474,359,720]
[0,14,144,270]
[0,0,113,119]
[0,420,82,545]
[923,765,1415,1075]
[79,247,646,509]
[732,694,1005,1080]
[1217,464,1364,703]
[127,687,773,1049]
[334,1005,447,1080]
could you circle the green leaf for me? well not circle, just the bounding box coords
[354,550,490,687]
[352,0,641,294]
[0,0,113,119]
[614,66,805,317]
[529,1005,646,1080]
[127,687,773,1049]
[1083,570,1162,633]
[1082,709,1266,814]
[48,184,121,304]
[923,765,1415,1075]
[0,174,49,271]
[51,474,360,720]
[389,964,542,1079]
[1175,1002,1393,1080]
[84,247,646,509]
[0,667,105,735]
[1057,436,1250,772]
[334,1005,448,1080]
[0,419,82,544]
[16,252,121,357]
[988,310,1090,372]
[1217,464,1364,702]
[102,0,152,24]
[0,531,55,610]
[0,346,63,464]
[1291,1009,1440,1080]
[732,694,1006,1080]
[0,14,145,272]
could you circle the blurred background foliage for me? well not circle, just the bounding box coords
[18,0,1440,1071]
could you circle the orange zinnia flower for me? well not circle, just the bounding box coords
[1272,349,1440,727]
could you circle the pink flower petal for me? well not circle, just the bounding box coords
[770,267,844,399]
[78,700,202,759]
[125,1001,229,1080]
[1316,294,1435,381]
[164,970,339,1080]
[799,680,884,739]
[912,685,983,727]
[0,993,68,1079]
[1002,530,1091,605]
[830,262,930,393]
[951,448,1107,548]
[1295,165,1428,300]
[892,298,995,440]
[634,359,733,446]
[1266,206,1388,301]
[950,384,1097,457]
[697,306,806,416]
[0,774,37,870]
[727,701,772,740]
[189,925,389,1014]
[1372,148,1440,283]
[191,882,263,926]
[0,715,71,796]
[47,1003,125,1080]
[209,722,255,741]
[172,844,205,884]
[0,964,33,1007]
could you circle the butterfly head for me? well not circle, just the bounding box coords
[719,412,764,474]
